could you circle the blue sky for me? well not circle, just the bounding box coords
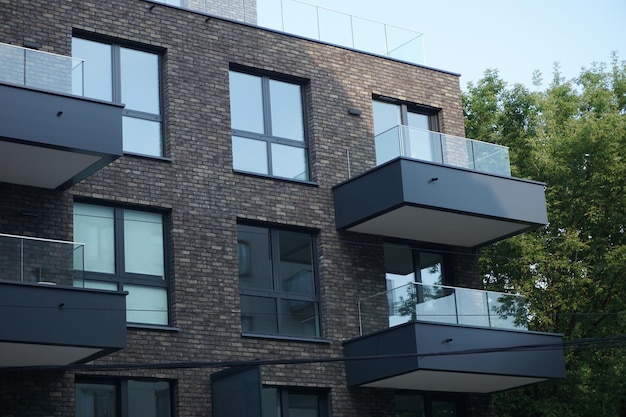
[266,0,625,90]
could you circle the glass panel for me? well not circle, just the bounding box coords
[432,401,457,417]
[269,79,304,141]
[279,299,319,338]
[229,71,264,133]
[287,392,319,417]
[372,100,401,135]
[418,253,443,286]
[375,126,402,165]
[120,47,160,114]
[75,382,117,417]
[74,203,115,274]
[262,387,281,417]
[72,38,112,101]
[125,284,168,325]
[395,393,425,417]
[384,244,415,327]
[416,284,457,324]
[238,225,273,290]
[128,380,171,417]
[241,295,278,334]
[124,210,164,277]
[74,279,118,291]
[278,231,314,295]
[122,116,162,156]
[271,143,308,180]
[232,136,269,175]
[455,287,489,327]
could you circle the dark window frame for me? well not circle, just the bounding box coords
[263,386,329,417]
[237,223,321,339]
[373,95,440,132]
[394,391,465,417]
[229,67,310,181]
[72,32,165,157]
[73,201,170,325]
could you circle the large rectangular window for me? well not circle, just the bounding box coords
[237,224,320,338]
[262,387,327,417]
[73,202,168,325]
[229,70,309,181]
[76,379,172,417]
[72,36,163,157]
[395,393,462,417]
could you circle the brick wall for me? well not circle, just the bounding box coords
[0,1,491,416]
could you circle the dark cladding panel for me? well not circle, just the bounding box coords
[212,366,262,417]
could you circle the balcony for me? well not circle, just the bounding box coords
[332,126,548,248]
[0,42,123,190]
[343,283,566,393]
[0,233,126,368]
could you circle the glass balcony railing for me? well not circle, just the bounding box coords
[0,42,84,95]
[149,0,425,65]
[358,282,528,336]
[0,233,86,287]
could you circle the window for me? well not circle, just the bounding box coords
[76,379,172,417]
[229,70,309,180]
[262,387,327,417]
[73,202,168,325]
[237,224,320,338]
[72,37,163,156]
[395,393,462,417]
[372,98,440,163]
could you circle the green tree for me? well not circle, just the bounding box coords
[463,54,626,416]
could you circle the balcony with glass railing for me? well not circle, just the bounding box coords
[371,125,511,177]
[148,0,425,65]
[358,282,528,336]
[0,42,84,96]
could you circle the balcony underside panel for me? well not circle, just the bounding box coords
[343,321,565,393]
[0,83,123,190]
[333,158,548,248]
[0,281,126,368]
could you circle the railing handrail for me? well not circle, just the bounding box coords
[0,42,85,63]
[0,232,85,247]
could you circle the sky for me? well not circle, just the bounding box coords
[265,0,626,90]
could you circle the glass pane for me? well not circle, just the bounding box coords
[279,299,319,338]
[395,393,425,417]
[122,116,162,156]
[432,401,457,417]
[270,143,308,180]
[128,380,171,417]
[124,210,164,277]
[416,284,457,324]
[74,203,115,274]
[418,252,443,286]
[74,279,118,291]
[406,112,430,130]
[229,71,264,133]
[372,100,401,135]
[241,295,277,334]
[238,225,273,290]
[232,136,268,175]
[75,382,117,417]
[455,287,489,327]
[72,38,112,101]
[278,230,314,295]
[125,284,168,325]
[269,79,304,141]
[384,244,416,327]
[120,47,160,114]
[262,387,281,417]
[287,392,319,417]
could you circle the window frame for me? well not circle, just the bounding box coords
[394,391,465,417]
[229,68,310,181]
[373,95,440,132]
[262,386,329,417]
[73,201,170,326]
[237,223,321,340]
[75,378,174,417]
[72,33,165,158]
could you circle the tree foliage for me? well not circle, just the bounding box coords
[463,54,626,416]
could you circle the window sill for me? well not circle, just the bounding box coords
[233,169,320,186]
[127,323,180,332]
[123,151,173,162]
[242,332,331,344]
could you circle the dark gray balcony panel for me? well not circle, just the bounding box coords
[0,281,126,367]
[333,158,548,248]
[0,83,123,190]
[343,321,565,393]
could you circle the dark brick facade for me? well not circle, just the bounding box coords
[0,1,489,416]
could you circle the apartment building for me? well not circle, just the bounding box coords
[0,1,565,416]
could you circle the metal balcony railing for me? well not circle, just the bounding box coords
[0,42,84,95]
[0,233,86,287]
[358,282,528,336]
